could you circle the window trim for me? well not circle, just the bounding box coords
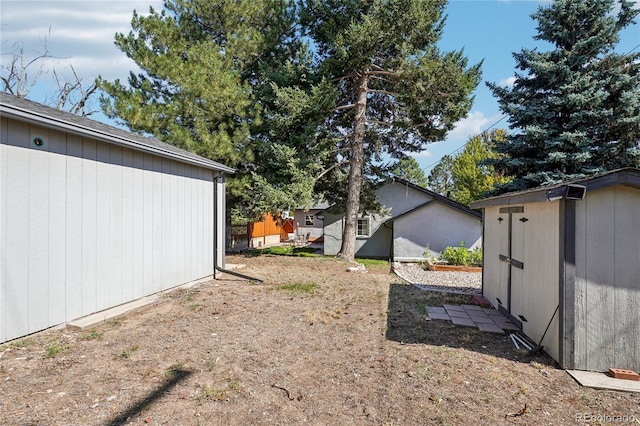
[357,216,371,238]
[304,214,314,226]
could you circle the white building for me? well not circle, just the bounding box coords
[0,93,233,343]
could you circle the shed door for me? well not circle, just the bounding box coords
[497,206,526,326]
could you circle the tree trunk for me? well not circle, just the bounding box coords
[337,73,368,263]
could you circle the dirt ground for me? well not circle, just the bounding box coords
[1,254,638,425]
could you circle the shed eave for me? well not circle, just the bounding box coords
[0,99,235,174]
[470,168,640,209]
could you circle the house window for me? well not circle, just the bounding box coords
[305,214,314,226]
[357,217,370,237]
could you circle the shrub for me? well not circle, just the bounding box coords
[439,241,482,266]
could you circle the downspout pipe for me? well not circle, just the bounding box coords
[213,173,263,283]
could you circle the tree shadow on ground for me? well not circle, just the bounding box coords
[385,282,559,367]
[106,369,192,426]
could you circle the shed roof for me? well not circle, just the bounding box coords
[385,177,482,221]
[0,92,235,173]
[470,168,640,209]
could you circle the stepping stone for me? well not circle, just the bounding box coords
[470,316,495,324]
[477,322,505,334]
[443,304,465,312]
[428,312,451,321]
[450,316,477,327]
[426,306,447,314]
[447,310,470,319]
[462,304,483,311]
[483,308,504,316]
[496,322,521,331]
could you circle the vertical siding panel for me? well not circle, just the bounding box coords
[169,161,178,286]
[132,151,145,299]
[573,200,588,369]
[109,147,123,306]
[584,189,616,370]
[47,130,67,325]
[121,148,134,302]
[28,125,50,333]
[0,118,8,342]
[81,139,97,315]
[176,163,185,284]
[143,154,154,295]
[613,186,640,371]
[191,167,199,279]
[65,135,83,321]
[95,142,111,311]
[183,165,192,282]
[205,171,213,275]
[161,159,171,290]
[197,168,205,278]
[152,156,162,291]
[5,120,30,339]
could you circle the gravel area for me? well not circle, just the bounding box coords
[392,262,482,294]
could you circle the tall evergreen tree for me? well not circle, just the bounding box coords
[487,0,640,193]
[390,156,429,187]
[300,0,481,261]
[98,0,329,222]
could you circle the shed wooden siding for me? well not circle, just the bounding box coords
[0,117,216,343]
[572,186,640,372]
[483,201,561,361]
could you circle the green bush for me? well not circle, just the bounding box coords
[439,241,482,266]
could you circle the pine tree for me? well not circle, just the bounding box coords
[98,0,328,222]
[390,157,429,188]
[487,0,640,193]
[300,0,481,261]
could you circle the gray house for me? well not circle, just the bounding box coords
[470,168,640,372]
[324,178,482,261]
[0,93,233,343]
[293,201,329,242]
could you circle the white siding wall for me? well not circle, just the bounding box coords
[574,186,640,372]
[0,117,217,343]
[393,202,482,261]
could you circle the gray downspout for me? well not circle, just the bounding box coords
[213,173,263,283]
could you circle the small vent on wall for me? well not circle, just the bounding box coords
[518,315,528,322]
[519,217,529,223]
[498,217,503,223]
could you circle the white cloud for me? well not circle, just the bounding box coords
[447,111,503,141]
[1,1,163,85]
[499,76,516,87]
[411,150,433,158]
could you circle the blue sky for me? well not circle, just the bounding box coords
[2,0,639,174]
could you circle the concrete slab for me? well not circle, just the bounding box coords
[484,308,504,316]
[567,370,640,393]
[477,322,505,334]
[428,312,451,321]
[493,321,520,331]
[470,316,495,324]
[450,316,477,327]
[426,306,447,314]
[447,310,470,319]
[443,304,465,312]
[461,304,483,311]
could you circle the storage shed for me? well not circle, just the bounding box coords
[470,168,640,372]
[0,93,233,343]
